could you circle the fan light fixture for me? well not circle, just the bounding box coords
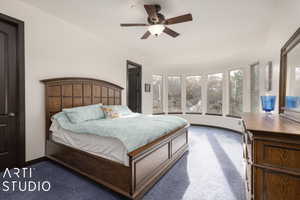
[120,4,193,39]
[148,24,165,36]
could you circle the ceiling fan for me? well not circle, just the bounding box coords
[120,4,193,39]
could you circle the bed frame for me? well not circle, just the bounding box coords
[41,77,189,199]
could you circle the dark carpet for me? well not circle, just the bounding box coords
[0,126,245,200]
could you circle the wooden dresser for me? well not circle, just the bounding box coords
[242,113,300,200]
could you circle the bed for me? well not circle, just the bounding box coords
[41,77,189,200]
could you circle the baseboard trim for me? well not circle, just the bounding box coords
[24,157,48,167]
[190,123,243,134]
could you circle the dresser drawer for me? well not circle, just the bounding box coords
[255,140,300,172]
[254,167,300,200]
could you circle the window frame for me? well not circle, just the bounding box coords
[265,61,273,92]
[250,63,261,113]
[185,75,203,114]
[228,68,244,117]
[167,75,183,114]
[151,65,251,118]
[206,72,224,116]
[152,74,164,114]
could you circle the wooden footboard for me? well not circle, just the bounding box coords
[46,125,189,199]
[129,126,189,199]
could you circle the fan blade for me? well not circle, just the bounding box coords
[144,5,158,20]
[163,27,180,38]
[120,23,148,27]
[164,14,193,25]
[141,31,151,39]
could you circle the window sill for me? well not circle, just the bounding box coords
[225,114,242,119]
[185,112,203,115]
[168,112,183,114]
[152,112,165,115]
[205,113,223,116]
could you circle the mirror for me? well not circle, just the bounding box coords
[286,45,300,111]
[279,27,300,116]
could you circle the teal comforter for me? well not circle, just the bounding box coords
[53,113,188,152]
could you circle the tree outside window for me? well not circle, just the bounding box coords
[186,76,202,113]
[229,70,244,116]
[152,75,163,113]
[207,73,223,114]
[168,76,182,113]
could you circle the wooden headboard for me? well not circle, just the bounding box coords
[41,77,123,139]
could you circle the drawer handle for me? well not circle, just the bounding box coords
[8,112,15,117]
[280,150,289,161]
[279,177,289,195]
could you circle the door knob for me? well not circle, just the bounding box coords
[8,113,15,117]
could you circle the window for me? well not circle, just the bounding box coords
[265,62,273,92]
[295,67,300,96]
[250,64,260,112]
[207,73,223,114]
[186,76,202,113]
[152,75,163,113]
[168,76,182,113]
[229,70,244,116]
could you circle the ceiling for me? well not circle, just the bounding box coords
[19,0,287,68]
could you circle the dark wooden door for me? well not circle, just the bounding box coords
[127,61,142,113]
[0,19,18,171]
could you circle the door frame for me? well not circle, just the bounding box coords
[126,60,142,113]
[0,13,25,166]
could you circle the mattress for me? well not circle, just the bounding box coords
[50,120,129,166]
[52,112,188,152]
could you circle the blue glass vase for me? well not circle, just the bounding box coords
[286,96,300,109]
[261,96,276,112]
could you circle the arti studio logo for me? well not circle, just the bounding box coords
[1,168,51,192]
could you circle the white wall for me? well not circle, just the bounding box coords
[0,0,144,161]
[263,0,300,59]
[163,114,243,132]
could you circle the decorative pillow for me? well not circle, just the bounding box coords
[102,107,120,119]
[63,104,105,123]
[117,105,133,116]
[50,112,74,131]
[102,105,132,118]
